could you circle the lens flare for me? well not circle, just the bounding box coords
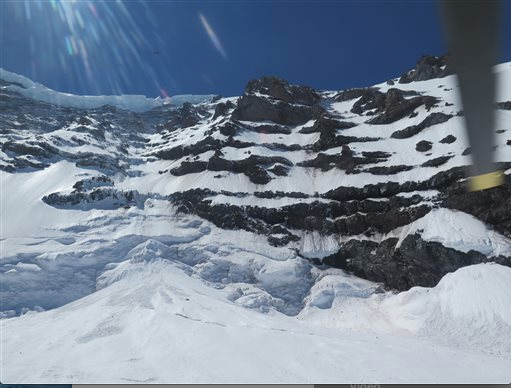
[6,0,173,97]
[199,12,227,60]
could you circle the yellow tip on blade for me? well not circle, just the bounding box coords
[468,170,504,191]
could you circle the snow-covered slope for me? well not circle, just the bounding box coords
[2,261,510,383]
[1,56,510,383]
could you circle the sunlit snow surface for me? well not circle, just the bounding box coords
[1,64,511,383]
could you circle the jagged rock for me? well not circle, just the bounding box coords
[231,94,322,125]
[323,233,487,291]
[158,102,206,131]
[439,134,457,144]
[72,176,113,192]
[213,101,234,119]
[43,188,144,210]
[254,191,309,199]
[245,123,292,135]
[298,148,386,172]
[363,165,413,175]
[334,88,368,102]
[170,161,208,176]
[75,154,122,172]
[169,154,294,184]
[462,147,472,155]
[422,155,453,168]
[416,140,433,152]
[361,151,392,159]
[399,55,452,84]
[507,140,511,146]
[2,140,57,158]
[244,76,320,106]
[310,125,380,151]
[299,115,356,134]
[441,175,511,238]
[391,112,452,139]
[352,88,438,125]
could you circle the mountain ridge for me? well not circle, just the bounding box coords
[1,55,511,314]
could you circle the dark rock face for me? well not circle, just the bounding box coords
[72,176,114,192]
[42,188,144,210]
[170,154,293,184]
[298,146,388,172]
[170,188,432,246]
[441,176,511,238]
[2,140,58,159]
[213,101,235,119]
[363,165,414,175]
[422,155,453,168]
[245,123,292,135]
[299,115,357,134]
[230,76,324,125]
[351,88,439,125]
[157,102,207,131]
[439,134,457,144]
[309,123,380,151]
[323,234,487,291]
[334,88,368,102]
[244,76,320,106]
[170,161,209,176]
[416,140,433,152]
[75,154,122,172]
[231,94,322,125]
[399,55,452,84]
[391,112,452,139]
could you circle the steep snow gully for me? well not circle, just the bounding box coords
[1,57,510,383]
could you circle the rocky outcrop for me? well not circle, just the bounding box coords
[439,134,456,144]
[213,101,235,119]
[398,55,452,84]
[323,233,487,291]
[309,126,380,152]
[170,154,293,184]
[231,94,322,125]
[363,165,414,175]
[43,188,145,210]
[299,115,357,134]
[441,175,511,238]
[391,112,452,139]
[170,188,432,245]
[156,102,207,131]
[244,76,320,106]
[2,140,58,159]
[416,140,433,152]
[422,155,453,168]
[334,88,368,102]
[298,146,388,172]
[230,76,324,125]
[351,88,438,125]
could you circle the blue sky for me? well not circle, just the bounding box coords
[1,1,510,98]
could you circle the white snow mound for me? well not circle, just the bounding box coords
[396,208,511,256]
[384,263,511,357]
